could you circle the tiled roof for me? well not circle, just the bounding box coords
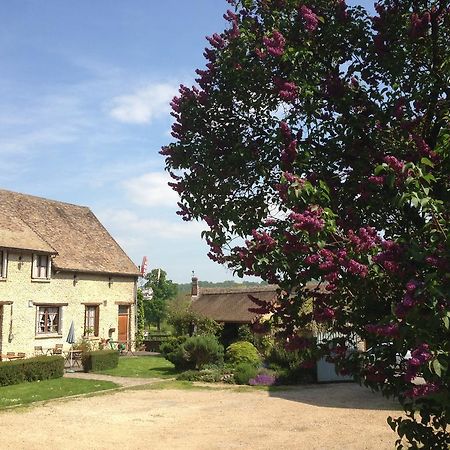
[0,189,139,276]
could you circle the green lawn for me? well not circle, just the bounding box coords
[96,356,179,378]
[0,378,118,409]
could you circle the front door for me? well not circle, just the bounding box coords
[117,305,130,344]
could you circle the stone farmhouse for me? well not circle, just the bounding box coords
[0,189,140,357]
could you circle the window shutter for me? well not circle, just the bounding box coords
[32,254,38,278]
[95,306,100,336]
[84,307,88,336]
[2,251,7,278]
[46,256,51,279]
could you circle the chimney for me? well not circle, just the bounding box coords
[191,275,199,297]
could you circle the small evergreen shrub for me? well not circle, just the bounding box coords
[82,350,118,372]
[233,362,258,385]
[226,341,261,367]
[0,356,64,386]
[160,336,194,370]
[181,334,224,369]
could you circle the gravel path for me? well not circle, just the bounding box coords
[0,382,402,449]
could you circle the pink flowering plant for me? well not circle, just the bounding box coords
[163,0,449,447]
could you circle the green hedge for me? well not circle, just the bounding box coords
[0,356,64,387]
[82,350,119,372]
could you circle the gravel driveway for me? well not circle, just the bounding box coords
[0,382,401,449]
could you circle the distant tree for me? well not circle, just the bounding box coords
[144,269,178,330]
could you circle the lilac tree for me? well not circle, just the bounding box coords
[162,0,449,447]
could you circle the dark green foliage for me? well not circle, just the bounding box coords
[275,366,317,385]
[160,336,195,371]
[181,335,224,369]
[226,341,261,367]
[0,356,64,387]
[177,369,222,383]
[159,336,187,356]
[144,268,178,330]
[267,343,303,370]
[236,325,256,344]
[233,363,258,385]
[82,350,119,372]
[167,308,223,337]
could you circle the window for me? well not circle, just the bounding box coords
[0,251,7,279]
[37,306,61,334]
[32,254,51,279]
[84,305,99,337]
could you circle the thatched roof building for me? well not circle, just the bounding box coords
[190,281,278,324]
[0,189,139,276]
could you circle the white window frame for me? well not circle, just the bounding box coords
[32,254,51,280]
[0,251,7,279]
[36,305,62,335]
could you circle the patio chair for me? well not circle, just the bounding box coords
[72,351,83,368]
[17,353,26,359]
[52,344,64,355]
[6,352,15,359]
[34,346,44,356]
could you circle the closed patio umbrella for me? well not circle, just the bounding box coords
[66,321,76,369]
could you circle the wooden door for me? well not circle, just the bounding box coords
[117,306,129,344]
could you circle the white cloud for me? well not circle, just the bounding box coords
[98,208,204,240]
[122,171,179,207]
[109,83,178,124]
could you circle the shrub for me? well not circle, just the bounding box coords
[233,363,258,385]
[266,342,304,370]
[160,336,194,371]
[275,366,317,385]
[176,369,222,383]
[82,350,118,372]
[168,308,223,337]
[226,341,261,367]
[0,356,64,387]
[181,334,224,369]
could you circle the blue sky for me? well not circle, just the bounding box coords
[1,0,373,283]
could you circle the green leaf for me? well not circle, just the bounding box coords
[420,157,434,167]
[374,164,385,175]
[432,359,442,377]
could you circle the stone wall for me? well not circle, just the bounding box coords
[0,251,137,356]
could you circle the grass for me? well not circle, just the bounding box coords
[129,379,294,393]
[95,355,179,378]
[0,378,118,409]
[133,380,214,391]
